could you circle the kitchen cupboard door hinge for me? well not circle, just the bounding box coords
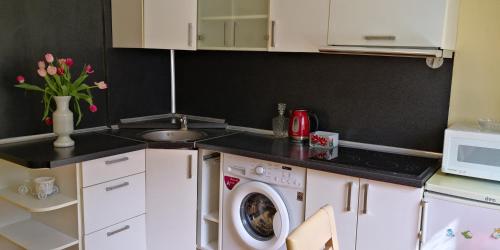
[197,35,204,41]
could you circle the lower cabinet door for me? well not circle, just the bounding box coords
[146,149,198,250]
[305,169,360,250]
[84,214,146,250]
[356,178,423,250]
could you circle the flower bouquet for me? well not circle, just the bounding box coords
[15,53,107,147]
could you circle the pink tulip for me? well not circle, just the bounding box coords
[44,117,53,126]
[57,67,65,76]
[89,105,98,113]
[37,69,47,77]
[85,65,94,74]
[38,61,46,69]
[16,75,25,84]
[45,53,54,63]
[94,81,108,90]
[66,58,74,67]
[47,65,57,76]
[58,58,66,66]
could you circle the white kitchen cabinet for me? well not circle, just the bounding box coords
[356,178,423,250]
[111,0,197,50]
[146,149,198,250]
[197,0,269,50]
[111,0,144,48]
[144,0,197,50]
[84,215,147,250]
[328,0,459,49]
[306,170,423,250]
[306,170,359,250]
[269,0,329,52]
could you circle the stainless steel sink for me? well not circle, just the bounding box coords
[140,130,208,142]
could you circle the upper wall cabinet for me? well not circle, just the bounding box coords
[197,0,270,51]
[326,0,459,54]
[269,0,330,52]
[111,0,197,50]
[145,0,197,50]
[111,0,144,48]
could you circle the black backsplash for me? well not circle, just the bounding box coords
[0,0,107,138]
[1,0,453,152]
[176,51,453,152]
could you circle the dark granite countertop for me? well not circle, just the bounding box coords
[197,132,440,187]
[0,132,147,168]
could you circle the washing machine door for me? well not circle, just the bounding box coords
[230,181,290,250]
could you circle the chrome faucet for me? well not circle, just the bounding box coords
[180,116,188,130]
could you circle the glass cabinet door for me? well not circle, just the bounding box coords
[198,0,269,50]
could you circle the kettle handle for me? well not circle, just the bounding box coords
[310,112,319,132]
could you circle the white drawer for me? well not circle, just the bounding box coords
[85,214,146,250]
[83,173,145,234]
[82,150,145,187]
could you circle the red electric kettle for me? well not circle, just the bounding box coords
[288,109,319,142]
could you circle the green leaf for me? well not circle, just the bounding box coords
[73,74,88,90]
[44,75,60,95]
[73,97,83,126]
[14,83,45,92]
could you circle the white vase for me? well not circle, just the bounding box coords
[53,96,75,148]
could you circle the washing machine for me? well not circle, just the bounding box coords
[221,154,306,250]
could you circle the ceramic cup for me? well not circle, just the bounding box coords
[34,177,56,200]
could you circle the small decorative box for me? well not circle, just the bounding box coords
[310,147,339,160]
[309,131,339,149]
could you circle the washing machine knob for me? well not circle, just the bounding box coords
[255,166,265,175]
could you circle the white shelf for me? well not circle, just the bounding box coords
[0,187,77,213]
[203,211,219,223]
[200,14,268,21]
[0,219,78,250]
[0,199,30,228]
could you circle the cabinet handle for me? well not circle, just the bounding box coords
[105,182,130,192]
[345,182,353,212]
[271,20,276,47]
[107,225,130,237]
[362,184,369,214]
[188,23,193,47]
[363,35,396,41]
[420,200,429,244]
[105,157,129,165]
[187,154,193,179]
[233,22,237,47]
[223,21,227,47]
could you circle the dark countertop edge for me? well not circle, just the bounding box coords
[48,143,147,168]
[0,143,147,169]
[197,143,438,188]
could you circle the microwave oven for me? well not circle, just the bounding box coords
[442,123,500,181]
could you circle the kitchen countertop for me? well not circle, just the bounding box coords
[0,122,439,187]
[197,132,440,187]
[0,132,147,169]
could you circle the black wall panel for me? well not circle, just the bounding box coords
[0,0,107,138]
[176,51,453,152]
[1,0,453,152]
[102,1,172,123]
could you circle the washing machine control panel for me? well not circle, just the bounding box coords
[250,164,303,188]
[224,154,306,189]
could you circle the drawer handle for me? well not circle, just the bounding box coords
[105,182,130,192]
[105,157,129,165]
[107,225,130,237]
[363,35,396,41]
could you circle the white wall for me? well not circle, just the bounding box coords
[448,0,500,124]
